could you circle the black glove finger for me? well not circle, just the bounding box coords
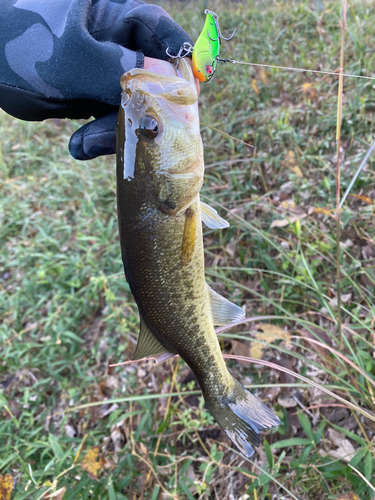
[69,112,118,160]
[93,4,193,61]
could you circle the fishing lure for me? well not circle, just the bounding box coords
[166,10,235,82]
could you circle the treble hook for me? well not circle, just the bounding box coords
[166,42,194,60]
[204,9,236,42]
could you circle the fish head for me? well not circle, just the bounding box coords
[117,58,204,215]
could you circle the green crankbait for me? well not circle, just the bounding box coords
[166,10,235,83]
[192,10,221,82]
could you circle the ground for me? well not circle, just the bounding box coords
[1,0,375,499]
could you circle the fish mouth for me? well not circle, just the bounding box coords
[120,59,197,106]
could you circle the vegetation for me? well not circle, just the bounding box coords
[1,0,375,498]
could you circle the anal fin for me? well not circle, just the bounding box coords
[201,201,229,229]
[208,285,245,325]
[133,316,176,362]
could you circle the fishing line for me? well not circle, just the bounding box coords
[220,59,375,81]
[340,137,375,209]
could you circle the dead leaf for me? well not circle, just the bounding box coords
[362,244,374,260]
[225,242,236,258]
[337,494,361,500]
[310,206,336,218]
[251,78,260,94]
[328,428,345,447]
[319,428,356,462]
[348,193,373,205]
[256,66,268,85]
[278,394,297,408]
[281,151,303,178]
[139,442,148,456]
[322,439,356,462]
[301,82,319,101]
[0,474,13,500]
[232,340,252,367]
[250,324,290,358]
[279,200,306,216]
[340,239,354,249]
[42,487,66,500]
[80,446,106,480]
[110,426,126,453]
[271,216,303,228]
[329,293,352,308]
[302,82,314,93]
[271,199,307,228]
[277,356,296,385]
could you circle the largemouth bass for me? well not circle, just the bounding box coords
[116,59,280,458]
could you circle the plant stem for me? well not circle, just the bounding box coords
[336,0,348,350]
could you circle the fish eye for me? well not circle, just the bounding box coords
[139,116,159,139]
[205,65,213,75]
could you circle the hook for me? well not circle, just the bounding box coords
[204,9,236,43]
[220,29,236,42]
[166,42,193,60]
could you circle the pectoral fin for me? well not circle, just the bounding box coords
[201,201,229,229]
[134,316,175,361]
[208,285,245,325]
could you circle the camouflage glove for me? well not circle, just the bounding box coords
[0,0,193,159]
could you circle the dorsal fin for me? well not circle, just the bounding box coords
[208,285,245,325]
[201,201,229,229]
[133,316,176,361]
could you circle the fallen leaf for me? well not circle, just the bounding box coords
[251,78,260,94]
[309,207,336,219]
[185,464,197,494]
[250,324,290,358]
[280,199,296,210]
[321,439,356,462]
[340,239,354,249]
[225,242,236,258]
[337,494,361,500]
[80,446,106,480]
[310,207,336,218]
[277,356,296,385]
[302,82,314,93]
[348,193,373,205]
[283,201,305,216]
[328,428,345,447]
[271,216,304,228]
[232,340,252,367]
[319,428,356,462]
[362,244,374,260]
[329,293,352,308]
[301,82,319,101]
[278,394,297,408]
[42,487,67,500]
[256,66,268,85]
[110,426,126,452]
[281,151,303,178]
[0,474,13,500]
[271,199,307,228]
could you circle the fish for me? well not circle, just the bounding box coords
[116,58,280,458]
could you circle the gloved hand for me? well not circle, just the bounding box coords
[0,0,193,159]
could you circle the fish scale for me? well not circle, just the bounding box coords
[116,58,280,458]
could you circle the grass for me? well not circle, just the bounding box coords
[1,0,375,498]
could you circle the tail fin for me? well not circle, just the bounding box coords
[204,378,280,458]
